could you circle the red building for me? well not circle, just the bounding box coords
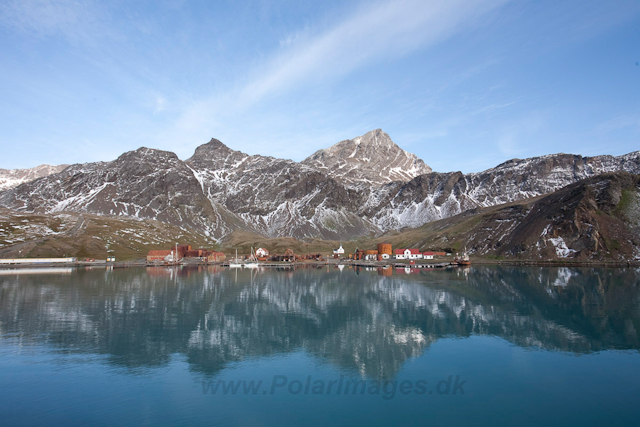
[207,252,226,262]
[177,245,191,258]
[185,249,207,258]
[147,250,174,262]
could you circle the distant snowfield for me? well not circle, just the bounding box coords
[0,165,68,191]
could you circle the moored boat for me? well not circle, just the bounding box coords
[244,247,259,268]
[229,249,242,268]
[452,249,471,266]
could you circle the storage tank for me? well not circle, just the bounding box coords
[377,243,392,256]
[364,250,378,256]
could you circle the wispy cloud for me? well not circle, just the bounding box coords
[151,92,168,114]
[595,115,640,133]
[235,0,509,109]
[496,113,546,157]
[0,0,521,167]
[0,0,112,46]
[161,0,511,158]
[470,100,520,116]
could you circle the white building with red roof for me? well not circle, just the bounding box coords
[394,249,422,260]
[255,247,269,258]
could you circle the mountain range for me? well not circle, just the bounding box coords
[0,129,639,261]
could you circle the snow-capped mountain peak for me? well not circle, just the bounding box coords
[302,129,432,186]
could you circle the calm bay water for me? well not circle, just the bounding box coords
[1,265,639,426]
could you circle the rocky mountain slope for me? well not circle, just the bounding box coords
[184,138,376,239]
[0,148,234,238]
[0,164,68,191]
[0,130,638,247]
[379,172,640,261]
[302,129,431,186]
[364,151,640,230]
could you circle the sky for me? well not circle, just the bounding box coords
[1,0,639,173]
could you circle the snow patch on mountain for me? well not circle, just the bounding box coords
[302,129,431,186]
[0,164,68,191]
[548,236,577,258]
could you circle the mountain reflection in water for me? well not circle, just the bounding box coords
[0,265,638,379]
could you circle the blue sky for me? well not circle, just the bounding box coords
[1,0,639,173]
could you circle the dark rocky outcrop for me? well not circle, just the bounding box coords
[382,172,640,261]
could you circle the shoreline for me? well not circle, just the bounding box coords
[1,258,639,270]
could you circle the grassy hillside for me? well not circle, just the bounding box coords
[0,209,219,260]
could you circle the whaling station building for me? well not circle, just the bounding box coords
[147,245,225,263]
[343,244,447,261]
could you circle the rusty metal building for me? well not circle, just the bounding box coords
[147,250,174,262]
